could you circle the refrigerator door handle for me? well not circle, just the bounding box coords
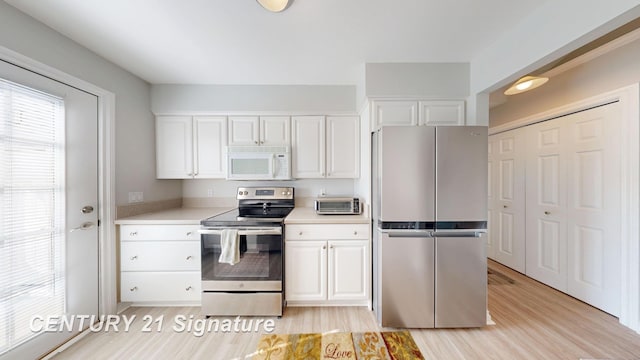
[432,230,483,238]
[385,230,434,238]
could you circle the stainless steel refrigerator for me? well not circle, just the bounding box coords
[372,125,488,328]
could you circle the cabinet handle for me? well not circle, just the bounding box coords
[130,287,138,292]
[329,245,334,249]
[544,211,551,215]
[353,231,358,235]
[186,231,193,236]
[186,255,193,260]
[130,255,138,261]
[322,245,326,250]
[254,141,259,144]
[194,172,199,176]
[299,231,303,235]
[188,173,193,177]
[503,205,508,209]
[186,286,193,292]
[130,231,138,236]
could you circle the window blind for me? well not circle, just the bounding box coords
[0,78,65,354]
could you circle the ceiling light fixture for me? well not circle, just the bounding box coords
[504,75,549,95]
[256,0,291,12]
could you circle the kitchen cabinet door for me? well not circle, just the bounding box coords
[372,100,418,128]
[156,116,193,179]
[285,241,327,302]
[228,116,259,145]
[291,116,325,178]
[328,240,368,301]
[194,116,227,178]
[326,116,360,178]
[419,100,465,126]
[260,116,290,145]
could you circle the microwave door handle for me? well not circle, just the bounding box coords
[272,154,276,178]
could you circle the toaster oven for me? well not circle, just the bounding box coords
[314,197,362,215]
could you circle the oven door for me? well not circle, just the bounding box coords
[199,226,282,291]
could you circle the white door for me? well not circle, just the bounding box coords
[0,61,99,359]
[328,241,368,301]
[259,116,290,146]
[525,118,569,291]
[291,116,325,178]
[193,116,227,178]
[228,116,259,145]
[326,116,360,178]
[566,103,621,316]
[487,138,496,259]
[491,128,526,272]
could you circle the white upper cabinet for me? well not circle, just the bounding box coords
[419,100,465,126]
[326,116,360,178]
[372,100,465,129]
[372,100,418,128]
[156,115,227,179]
[194,116,227,178]
[292,116,360,179]
[292,116,325,178]
[228,116,290,146]
[260,116,290,145]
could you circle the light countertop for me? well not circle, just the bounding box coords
[114,207,233,225]
[284,207,370,224]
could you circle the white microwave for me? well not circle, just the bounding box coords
[226,145,292,180]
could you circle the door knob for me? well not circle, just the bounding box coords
[81,206,94,214]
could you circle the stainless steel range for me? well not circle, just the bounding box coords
[199,186,294,316]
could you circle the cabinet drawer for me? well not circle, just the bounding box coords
[286,224,369,240]
[121,241,200,271]
[120,272,201,302]
[120,225,200,241]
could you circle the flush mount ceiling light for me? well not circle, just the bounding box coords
[256,0,291,12]
[504,75,549,95]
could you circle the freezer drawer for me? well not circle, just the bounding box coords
[435,233,487,328]
[379,231,434,328]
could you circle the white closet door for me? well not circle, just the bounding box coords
[525,119,569,291]
[566,103,621,316]
[490,128,526,272]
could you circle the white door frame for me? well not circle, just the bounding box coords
[0,46,118,317]
[489,84,640,333]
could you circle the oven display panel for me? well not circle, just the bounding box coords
[255,189,274,196]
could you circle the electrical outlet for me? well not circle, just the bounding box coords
[128,192,143,203]
[319,188,326,197]
[207,189,214,197]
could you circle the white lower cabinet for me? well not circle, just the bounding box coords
[285,224,370,306]
[119,224,201,305]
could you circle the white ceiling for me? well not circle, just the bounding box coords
[6,0,549,85]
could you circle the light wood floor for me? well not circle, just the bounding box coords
[51,260,640,359]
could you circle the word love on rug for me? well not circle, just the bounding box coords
[253,330,425,360]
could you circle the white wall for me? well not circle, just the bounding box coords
[0,2,182,206]
[490,36,640,127]
[151,84,357,114]
[365,63,469,99]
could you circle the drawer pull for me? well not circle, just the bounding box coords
[299,231,303,235]
[130,286,138,292]
[354,231,358,235]
[544,211,551,215]
[186,255,193,260]
[130,255,138,261]
[186,286,193,291]
[130,231,138,236]
[187,231,193,236]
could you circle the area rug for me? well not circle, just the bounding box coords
[253,330,424,360]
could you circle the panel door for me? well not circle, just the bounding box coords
[490,128,526,272]
[373,100,418,128]
[285,241,327,301]
[260,116,290,145]
[156,116,193,179]
[228,116,259,145]
[525,119,568,291]
[326,116,360,178]
[328,240,368,301]
[419,100,465,126]
[566,103,621,316]
[291,116,325,178]
[194,116,227,178]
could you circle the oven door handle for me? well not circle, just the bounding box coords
[199,227,282,236]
